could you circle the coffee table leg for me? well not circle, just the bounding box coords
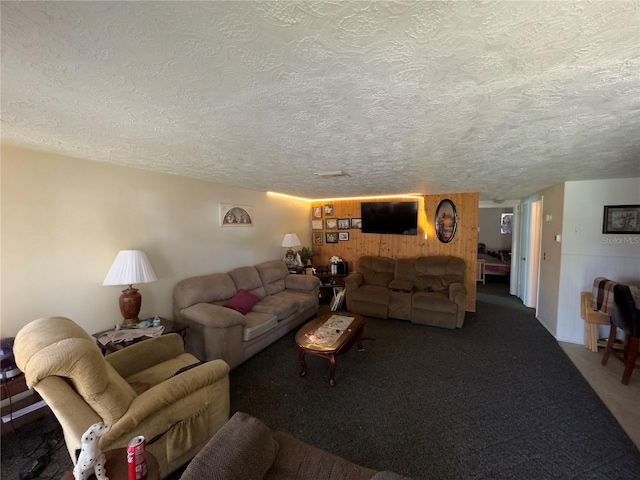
[298,348,307,377]
[329,353,337,387]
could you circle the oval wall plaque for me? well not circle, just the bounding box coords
[435,199,457,243]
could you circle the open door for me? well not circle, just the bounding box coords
[517,199,542,309]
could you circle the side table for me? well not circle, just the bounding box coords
[92,318,189,355]
[61,448,160,480]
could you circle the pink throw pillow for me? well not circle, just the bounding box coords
[224,289,260,315]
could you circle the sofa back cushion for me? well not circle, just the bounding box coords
[414,256,465,291]
[255,260,289,295]
[357,256,396,287]
[173,273,238,311]
[229,266,267,299]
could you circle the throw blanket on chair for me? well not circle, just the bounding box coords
[591,277,619,315]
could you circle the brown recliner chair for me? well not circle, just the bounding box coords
[602,284,640,385]
[14,316,231,478]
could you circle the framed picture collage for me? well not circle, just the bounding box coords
[312,204,360,246]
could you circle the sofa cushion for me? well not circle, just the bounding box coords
[412,291,457,313]
[243,312,279,342]
[268,431,377,480]
[358,256,395,287]
[253,294,299,320]
[229,266,267,299]
[414,275,447,292]
[225,289,261,314]
[278,289,318,313]
[255,260,289,295]
[173,273,238,311]
[350,285,390,305]
[179,412,278,480]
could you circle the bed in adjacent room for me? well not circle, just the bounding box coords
[477,244,511,280]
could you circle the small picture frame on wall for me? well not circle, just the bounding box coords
[312,220,323,230]
[324,204,334,216]
[338,232,349,241]
[602,205,640,234]
[326,218,338,229]
[351,218,362,229]
[313,206,323,219]
[326,232,338,244]
[313,232,323,245]
[338,218,350,229]
[500,213,513,235]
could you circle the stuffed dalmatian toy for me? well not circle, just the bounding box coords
[73,422,111,480]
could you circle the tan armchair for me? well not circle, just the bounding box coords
[14,316,230,478]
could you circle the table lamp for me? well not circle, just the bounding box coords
[103,250,158,327]
[281,233,301,269]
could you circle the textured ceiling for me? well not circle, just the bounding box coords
[2,1,639,200]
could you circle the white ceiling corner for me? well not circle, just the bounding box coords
[1,1,639,200]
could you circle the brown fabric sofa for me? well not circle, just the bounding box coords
[173,260,320,369]
[345,256,467,329]
[180,412,412,480]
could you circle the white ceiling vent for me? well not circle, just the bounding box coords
[314,171,350,178]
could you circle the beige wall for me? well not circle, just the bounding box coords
[1,145,310,337]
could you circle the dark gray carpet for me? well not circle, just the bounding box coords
[229,280,640,479]
[3,279,639,479]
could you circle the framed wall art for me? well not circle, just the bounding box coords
[434,199,457,243]
[326,218,337,229]
[326,232,338,244]
[500,213,513,235]
[312,220,323,230]
[338,232,349,241]
[351,218,362,229]
[602,205,640,234]
[220,203,253,227]
[338,218,350,229]
[313,232,323,245]
[324,204,334,216]
[313,206,323,219]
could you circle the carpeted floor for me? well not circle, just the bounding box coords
[3,279,639,479]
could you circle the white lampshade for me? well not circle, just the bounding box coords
[281,233,301,249]
[103,250,158,286]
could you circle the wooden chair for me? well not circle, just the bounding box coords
[580,291,610,352]
[601,284,640,385]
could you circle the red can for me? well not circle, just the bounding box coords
[127,435,147,480]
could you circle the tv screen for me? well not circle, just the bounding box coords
[361,202,418,236]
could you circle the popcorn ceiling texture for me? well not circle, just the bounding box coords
[1,1,639,200]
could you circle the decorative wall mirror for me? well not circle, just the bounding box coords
[435,199,457,243]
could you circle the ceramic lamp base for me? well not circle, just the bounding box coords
[120,286,141,327]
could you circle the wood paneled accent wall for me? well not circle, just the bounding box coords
[310,193,479,311]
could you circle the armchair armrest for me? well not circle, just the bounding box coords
[106,334,185,378]
[102,359,230,446]
[284,274,320,292]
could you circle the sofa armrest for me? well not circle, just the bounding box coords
[284,274,321,292]
[344,272,363,289]
[105,334,186,378]
[180,412,278,480]
[181,303,246,328]
[389,279,414,293]
[449,282,467,305]
[101,359,230,446]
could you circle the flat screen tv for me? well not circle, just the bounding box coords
[361,201,418,236]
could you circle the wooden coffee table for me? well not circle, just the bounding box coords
[295,313,365,386]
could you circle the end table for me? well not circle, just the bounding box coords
[92,318,188,355]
